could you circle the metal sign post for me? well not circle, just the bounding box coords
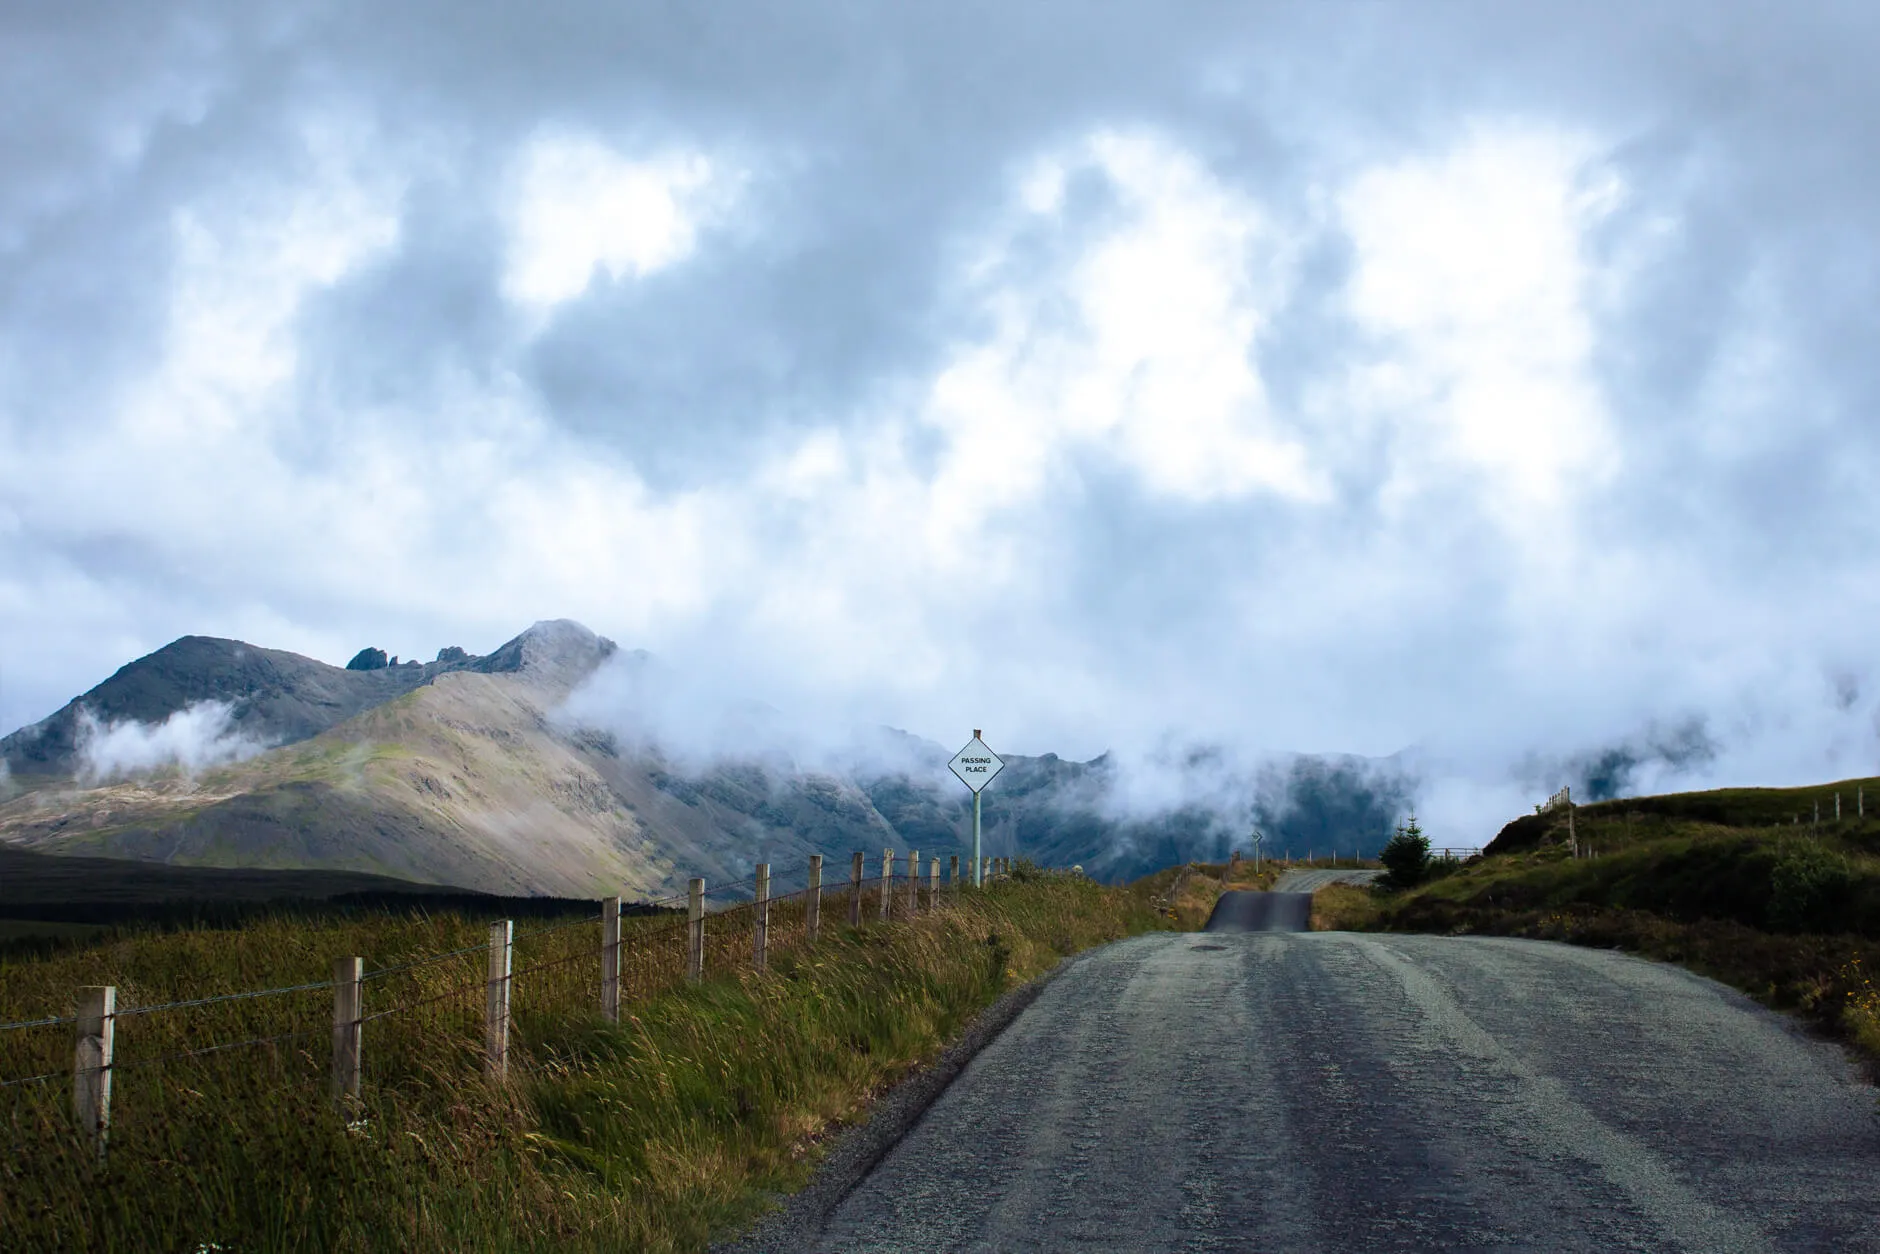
[1250,827,1264,875]
[948,729,1005,887]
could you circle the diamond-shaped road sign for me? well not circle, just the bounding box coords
[948,736,1005,793]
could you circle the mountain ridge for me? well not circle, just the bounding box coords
[0,622,1415,894]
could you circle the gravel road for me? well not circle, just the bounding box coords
[807,931,1880,1252]
[1269,868,1385,893]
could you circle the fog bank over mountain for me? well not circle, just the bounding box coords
[554,645,1421,877]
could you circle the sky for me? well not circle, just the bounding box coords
[4,1,1879,845]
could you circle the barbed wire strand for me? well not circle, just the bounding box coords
[511,911,605,942]
[0,1013,76,1034]
[0,1067,65,1090]
[361,939,494,982]
[358,974,490,1025]
[104,1027,321,1077]
[115,979,334,1020]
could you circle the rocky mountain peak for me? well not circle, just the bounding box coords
[473,619,617,692]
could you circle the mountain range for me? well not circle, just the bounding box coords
[0,621,1414,897]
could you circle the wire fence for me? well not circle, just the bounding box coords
[0,852,1018,1165]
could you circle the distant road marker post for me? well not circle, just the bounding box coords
[949,730,1005,887]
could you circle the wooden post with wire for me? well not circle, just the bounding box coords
[74,985,114,1161]
[331,957,362,1107]
[880,849,895,922]
[949,854,960,901]
[485,920,512,1080]
[928,856,939,912]
[907,848,920,914]
[688,879,705,982]
[849,852,865,926]
[807,854,823,944]
[754,862,771,972]
[602,896,622,1023]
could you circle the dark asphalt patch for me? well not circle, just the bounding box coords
[1204,890,1312,932]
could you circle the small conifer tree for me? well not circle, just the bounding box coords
[1379,810,1431,890]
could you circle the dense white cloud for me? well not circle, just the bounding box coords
[4,1,1879,846]
[502,133,732,310]
[76,700,267,782]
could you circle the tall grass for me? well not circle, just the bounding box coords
[2,871,1163,1251]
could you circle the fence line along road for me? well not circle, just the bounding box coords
[3,850,1014,1162]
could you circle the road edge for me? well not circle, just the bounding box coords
[711,948,1088,1253]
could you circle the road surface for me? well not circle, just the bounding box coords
[1269,868,1384,893]
[1204,889,1313,932]
[807,930,1880,1252]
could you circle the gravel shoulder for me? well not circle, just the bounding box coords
[801,931,1880,1253]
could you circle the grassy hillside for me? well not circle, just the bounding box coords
[0,868,1166,1252]
[1314,777,1880,1071]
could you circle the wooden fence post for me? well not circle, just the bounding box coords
[73,985,114,1161]
[949,854,959,901]
[880,849,895,922]
[907,848,920,914]
[331,957,362,1107]
[754,863,771,972]
[486,920,512,1080]
[928,857,939,912]
[688,879,705,982]
[806,854,823,944]
[849,852,865,926]
[602,896,622,1023]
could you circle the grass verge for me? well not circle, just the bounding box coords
[1129,859,1293,931]
[1312,787,1880,1077]
[2,869,1163,1252]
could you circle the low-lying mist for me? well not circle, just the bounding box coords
[556,651,1422,879]
[74,701,270,784]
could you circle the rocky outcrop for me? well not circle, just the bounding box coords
[345,648,389,671]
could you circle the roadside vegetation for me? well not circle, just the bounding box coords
[1313,778,1880,1073]
[1135,856,1293,929]
[2,867,1165,1252]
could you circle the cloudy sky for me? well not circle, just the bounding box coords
[4,1,1878,843]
